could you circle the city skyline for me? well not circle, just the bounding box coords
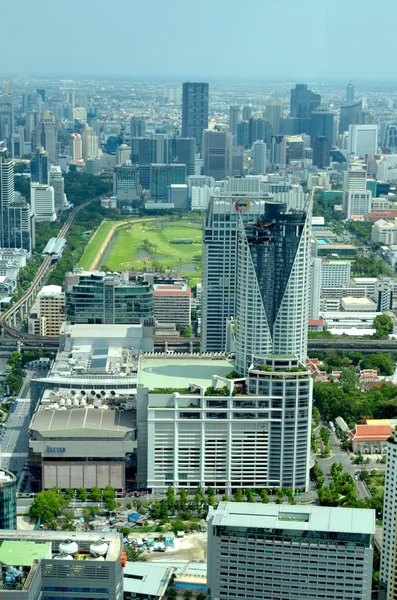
[3,0,397,80]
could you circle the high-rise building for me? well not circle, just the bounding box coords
[69,132,82,161]
[38,112,57,162]
[346,79,355,103]
[72,106,87,121]
[202,194,277,352]
[348,124,378,157]
[30,183,56,222]
[339,101,363,134]
[0,94,14,142]
[242,105,253,121]
[65,271,154,324]
[343,163,372,219]
[26,110,38,147]
[202,130,233,180]
[0,530,123,600]
[310,107,334,147]
[150,164,186,202]
[30,146,49,184]
[265,99,283,135]
[207,503,374,600]
[82,124,98,160]
[49,165,65,213]
[0,469,16,529]
[235,201,311,373]
[130,137,156,165]
[252,140,266,175]
[153,283,191,326]
[130,116,146,138]
[236,120,249,148]
[28,285,65,336]
[229,105,240,140]
[113,164,140,205]
[182,82,209,154]
[116,143,131,166]
[165,137,196,175]
[312,136,330,168]
[290,84,321,118]
[380,430,397,599]
[383,123,397,150]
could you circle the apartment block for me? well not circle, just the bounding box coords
[153,283,191,326]
[28,285,65,336]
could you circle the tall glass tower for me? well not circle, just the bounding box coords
[181,82,209,155]
[0,469,17,529]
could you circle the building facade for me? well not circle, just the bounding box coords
[380,431,397,599]
[28,285,65,336]
[0,469,16,529]
[343,163,372,219]
[113,164,140,205]
[202,131,233,180]
[182,82,209,154]
[207,503,374,600]
[348,124,378,158]
[65,271,154,324]
[30,182,56,222]
[153,284,191,326]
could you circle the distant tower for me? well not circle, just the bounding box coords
[202,131,233,180]
[182,82,209,155]
[252,140,266,175]
[69,133,82,161]
[265,99,283,135]
[130,116,146,138]
[290,84,321,118]
[30,147,49,184]
[346,79,355,103]
[242,106,253,121]
[229,106,240,141]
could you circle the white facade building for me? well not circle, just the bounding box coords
[343,163,372,218]
[372,219,397,245]
[380,432,397,599]
[348,124,378,158]
[309,258,321,319]
[252,140,266,175]
[191,185,212,210]
[72,106,87,121]
[69,133,82,161]
[82,125,99,160]
[224,176,262,194]
[30,182,56,222]
[377,154,397,182]
[207,503,374,600]
[49,165,65,213]
[113,164,140,205]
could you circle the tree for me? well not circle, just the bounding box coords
[197,594,206,600]
[183,591,193,600]
[77,487,87,502]
[179,489,188,510]
[207,486,215,506]
[166,487,176,512]
[102,486,115,501]
[126,502,132,510]
[373,314,393,339]
[245,488,254,503]
[167,588,177,599]
[105,498,116,512]
[29,489,67,525]
[124,545,148,562]
[90,487,101,502]
[159,499,169,522]
[234,489,244,502]
[260,489,269,504]
[64,488,74,500]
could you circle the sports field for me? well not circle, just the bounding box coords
[103,219,202,285]
[78,220,115,270]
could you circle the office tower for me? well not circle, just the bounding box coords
[236,120,249,148]
[0,93,14,141]
[28,285,65,336]
[30,146,49,184]
[252,140,266,174]
[72,106,87,121]
[130,137,156,164]
[312,136,330,167]
[339,100,363,133]
[310,107,334,146]
[202,130,233,180]
[265,99,283,135]
[202,195,275,352]
[232,146,244,177]
[49,166,65,213]
[309,257,321,320]
[380,430,397,599]
[348,124,378,157]
[191,185,212,210]
[65,271,154,324]
[26,110,38,146]
[82,124,98,160]
[69,132,82,161]
[235,201,311,373]
[167,184,189,209]
[182,82,209,154]
[113,164,140,205]
[150,164,186,202]
[0,530,123,600]
[153,133,165,164]
[248,117,265,145]
[166,137,196,175]
[116,143,131,165]
[0,141,14,245]
[242,105,253,121]
[38,112,57,162]
[207,503,374,600]
[384,123,397,150]
[229,105,240,140]
[290,84,321,118]
[36,88,45,101]
[0,469,16,529]
[286,135,304,162]
[30,183,56,222]
[130,116,146,138]
[346,79,355,103]
[343,163,372,218]
[5,204,33,255]
[270,135,287,167]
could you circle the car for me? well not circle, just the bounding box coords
[354,474,359,481]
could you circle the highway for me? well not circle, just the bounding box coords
[0,198,97,343]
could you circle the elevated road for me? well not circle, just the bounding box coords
[308,338,397,353]
[0,199,96,342]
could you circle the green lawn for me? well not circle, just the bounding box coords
[77,220,115,270]
[103,220,203,286]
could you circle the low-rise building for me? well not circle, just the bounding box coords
[371,218,397,245]
[0,530,123,600]
[207,502,374,600]
[153,283,191,326]
[341,296,377,312]
[123,562,174,600]
[0,248,27,279]
[348,424,392,454]
[28,285,65,336]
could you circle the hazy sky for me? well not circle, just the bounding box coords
[3,0,397,80]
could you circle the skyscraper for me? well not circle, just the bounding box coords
[380,430,397,599]
[346,79,355,103]
[0,94,14,142]
[82,125,99,160]
[49,165,65,213]
[30,146,49,184]
[130,116,146,138]
[343,163,372,218]
[235,201,311,373]
[38,112,57,162]
[252,140,266,174]
[265,99,283,135]
[165,137,196,175]
[229,105,240,140]
[150,164,186,202]
[202,130,233,180]
[339,101,363,134]
[0,469,16,529]
[30,183,56,222]
[290,84,321,118]
[69,133,82,161]
[113,164,140,205]
[310,107,335,147]
[182,82,209,154]
[312,136,330,168]
[348,124,378,157]
[242,105,253,121]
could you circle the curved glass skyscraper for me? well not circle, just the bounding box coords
[0,468,17,529]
